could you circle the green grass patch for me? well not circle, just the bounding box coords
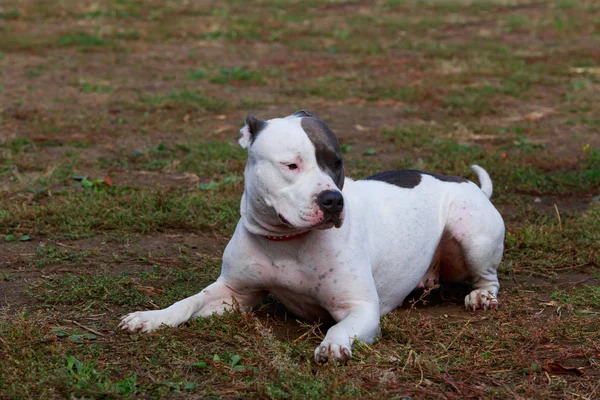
[31,265,220,309]
[28,245,92,268]
[195,16,263,40]
[503,15,529,32]
[209,66,266,85]
[552,284,600,308]
[25,65,47,78]
[141,90,229,112]
[76,9,141,19]
[1,137,34,153]
[284,76,353,100]
[443,81,525,116]
[79,82,114,94]
[186,66,280,85]
[383,124,437,148]
[123,141,246,176]
[0,186,241,239]
[114,30,141,40]
[365,84,430,104]
[186,69,207,80]
[0,9,21,20]
[57,33,115,48]
[382,123,600,196]
[504,205,600,278]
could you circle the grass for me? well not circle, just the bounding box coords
[186,66,280,86]
[57,33,116,48]
[0,186,241,239]
[1,0,599,398]
[25,65,48,78]
[79,82,113,94]
[31,265,220,309]
[140,90,229,112]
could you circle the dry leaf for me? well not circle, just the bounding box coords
[135,285,164,297]
[523,109,556,121]
[544,362,583,376]
[174,172,200,184]
[104,175,113,186]
[592,342,600,359]
[569,67,600,75]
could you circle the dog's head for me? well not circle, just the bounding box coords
[239,110,345,233]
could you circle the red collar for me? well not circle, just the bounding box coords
[262,231,310,241]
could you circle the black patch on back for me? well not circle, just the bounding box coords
[300,116,345,190]
[422,171,468,183]
[365,170,422,188]
[364,170,468,188]
[246,115,267,144]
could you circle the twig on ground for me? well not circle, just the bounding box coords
[64,319,105,337]
[293,322,322,343]
[554,204,562,232]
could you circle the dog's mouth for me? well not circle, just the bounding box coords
[277,213,292,226]
[316,215,342,229]
[277,212,343,230]
[329,213,343,228]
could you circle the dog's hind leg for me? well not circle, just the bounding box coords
[462,235,503,310]
[445,194,505,311]
[453,211,504,311]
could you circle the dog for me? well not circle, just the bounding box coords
[120,111,505,363]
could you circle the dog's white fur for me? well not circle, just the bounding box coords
[120,114,504,363]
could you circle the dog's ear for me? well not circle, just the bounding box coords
[239,115,266,149]
[290,110,318,119]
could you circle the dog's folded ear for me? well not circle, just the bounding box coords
[291,110,318,119]
[239,115,266,149]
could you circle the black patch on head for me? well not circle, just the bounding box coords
[300,116,345,190]
[245,115,267,144]
[364,170,468,188]
[292,110,317,118]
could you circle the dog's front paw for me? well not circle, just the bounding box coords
[465,289,498,311]
[119,310,171,333]
[314,341,352,364]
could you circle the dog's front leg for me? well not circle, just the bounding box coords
[314,301,381,363]
[119,279,264,333]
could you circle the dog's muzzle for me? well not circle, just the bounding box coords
[316,190,344,227]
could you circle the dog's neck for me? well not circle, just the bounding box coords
[240,192,308,238]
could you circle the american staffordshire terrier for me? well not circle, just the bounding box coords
[120,111,505,363]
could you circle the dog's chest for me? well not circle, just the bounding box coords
[260,257,340,321]
[262,257,332,294]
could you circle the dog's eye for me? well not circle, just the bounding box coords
[287,163,298,170]
[334,159,342,169]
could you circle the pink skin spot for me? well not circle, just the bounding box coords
[303,203,344,227]
[307,207,325,225]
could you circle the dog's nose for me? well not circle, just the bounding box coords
[317,190,344,214]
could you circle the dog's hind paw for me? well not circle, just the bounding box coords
[465,289,498,311]
[314,341,352,364]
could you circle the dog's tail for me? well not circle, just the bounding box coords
[470,165,493,199]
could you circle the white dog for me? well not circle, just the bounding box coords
[120,111,505,363]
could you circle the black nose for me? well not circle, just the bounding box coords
[317,190,344,215]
